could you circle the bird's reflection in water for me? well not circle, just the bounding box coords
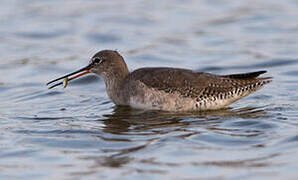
[101,105,268,135]
[81,105,269,172]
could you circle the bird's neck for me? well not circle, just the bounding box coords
[102,65,130,105]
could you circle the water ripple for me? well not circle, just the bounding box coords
[1,0,298,179]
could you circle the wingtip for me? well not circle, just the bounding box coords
[253,70,268,76]
[258,70,267,74]
[222,70,270,79]
[258,71,273,83]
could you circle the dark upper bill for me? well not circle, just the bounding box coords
[47,65,91,89]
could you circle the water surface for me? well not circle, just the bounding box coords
[1,0,298,179]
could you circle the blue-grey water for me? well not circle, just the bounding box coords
[1,0,298,179]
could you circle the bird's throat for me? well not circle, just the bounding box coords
[102,68,130,105]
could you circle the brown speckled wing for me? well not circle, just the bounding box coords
[130,68,272,100]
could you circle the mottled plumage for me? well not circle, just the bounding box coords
[47,50,272,111]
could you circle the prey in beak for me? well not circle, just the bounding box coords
[47,65,91,89]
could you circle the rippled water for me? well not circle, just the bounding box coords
[1,0,298,179]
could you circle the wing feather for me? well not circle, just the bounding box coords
[129,68,271,99]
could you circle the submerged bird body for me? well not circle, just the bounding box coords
[47,50,272,112]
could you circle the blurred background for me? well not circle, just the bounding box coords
[1,0,298,179]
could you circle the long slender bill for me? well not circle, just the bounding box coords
[47,66,90,89]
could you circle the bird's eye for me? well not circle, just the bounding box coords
[93,57,102,64]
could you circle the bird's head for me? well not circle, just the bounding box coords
[47,50,128,89]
